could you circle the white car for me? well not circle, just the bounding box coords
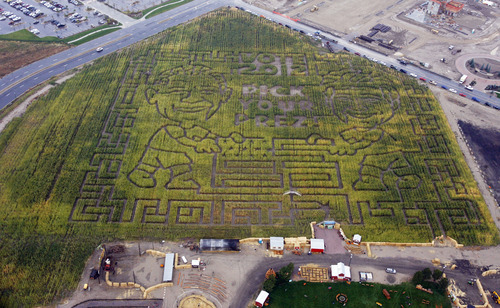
[465,85,473,91]
[449,88,457,93]
[96,47,103,52]
[409,73,418,78]
[429,80,437,85]
[380,61,387,66]
[386,268,397,274]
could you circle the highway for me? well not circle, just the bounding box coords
[1,0,500,111]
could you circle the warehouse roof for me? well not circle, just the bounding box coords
[200,239,240,252]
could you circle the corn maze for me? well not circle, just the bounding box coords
[0,9,498,306]
[63,11,495,245]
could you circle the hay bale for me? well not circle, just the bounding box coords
[482,269,498,277]
[431,258,440,265]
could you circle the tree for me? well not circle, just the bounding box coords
[432,269,443,281]
[277,263,294,284]
[263,276,276,292]
[422,268,432,280]
[438,277,449,293]
[412,271,424,285]
[469,59,475,68]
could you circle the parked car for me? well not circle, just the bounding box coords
[449,88,457,93]
[429,80,437,85]
[399,69,407,74]
[465,85,473,91]
[459,93,466,97]
[386,268,397,274]
[471,97,480,102]
[419,77,426,82]
[441,85,448,90]
[409,73,417,78]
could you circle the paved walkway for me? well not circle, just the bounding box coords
[314,225,347,254]
[84,0,139,28]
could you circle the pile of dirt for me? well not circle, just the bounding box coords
[458,120,500,204]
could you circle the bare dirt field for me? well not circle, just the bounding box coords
[0,41,70,78]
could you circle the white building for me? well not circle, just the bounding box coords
[269,237,284,251]
[330,262,351,281]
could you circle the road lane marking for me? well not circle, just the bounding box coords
[0,34,132,97]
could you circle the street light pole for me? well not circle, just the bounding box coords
[348,253,353,267]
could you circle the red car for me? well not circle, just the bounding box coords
[459,93,466,97]
[419,77,426,82]
[354,52,361,56]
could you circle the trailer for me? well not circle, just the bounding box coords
[255,290,269,307]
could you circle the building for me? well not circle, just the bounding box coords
[162,253,175,282]
[330,262,351,281]
[426,0,442,15]
[199,239,240,252]
[310,238,325,253]
[255,290,269,307]
[444,1,464,16]
[269,237,284,251]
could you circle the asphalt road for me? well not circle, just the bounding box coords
[1,0,500,111]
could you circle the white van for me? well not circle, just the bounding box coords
[181,256,187,264]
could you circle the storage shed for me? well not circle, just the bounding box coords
[255,290,269,307]
[330,262,351,281]
[199,239,240,252]
[162,253,175,282]
[310,238,325,253]
[269,237,284,251]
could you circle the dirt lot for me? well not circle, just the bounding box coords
[0,41,69,78]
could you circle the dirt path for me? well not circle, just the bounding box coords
[0,73,76,134]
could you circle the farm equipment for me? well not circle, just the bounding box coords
[492,291,500,304]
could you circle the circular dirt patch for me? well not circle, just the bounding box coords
[386,275,396,283]
[179,295,216,308]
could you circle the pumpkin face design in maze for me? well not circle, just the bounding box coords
[69,51,486,242]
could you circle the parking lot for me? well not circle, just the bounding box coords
[0,0,112,38]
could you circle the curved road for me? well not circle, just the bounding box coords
[1,0,500,110]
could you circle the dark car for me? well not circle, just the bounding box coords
[399,60,408,65]
[285,25,291,28]
[399,69,407,74]
[441,85,447,90]
[354,52,361,56]
[390,65,396,69]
